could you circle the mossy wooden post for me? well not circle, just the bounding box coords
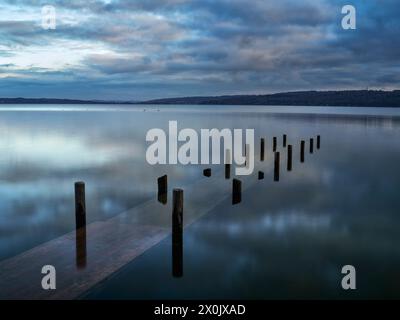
[225,149,231,180]
[300,140,305,163]
[74,182,86,230]
[273,137,277,152]
[283,134,287,148]
[287,145,293,171]
[172,189,183,278]
[260,138,265,161]
[232,179,242,205]
[157,175,168,204]
[317,135,321,149]
[274,152,280,182]
[203,168,212,177]
[310,138,314,154]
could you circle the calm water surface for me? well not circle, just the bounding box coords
[0,105,399,299]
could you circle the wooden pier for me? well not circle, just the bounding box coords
[0,171,252,300]
[0,134,321,300]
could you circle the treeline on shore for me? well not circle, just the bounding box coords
[141,90,400,108]
[1,90,400,107]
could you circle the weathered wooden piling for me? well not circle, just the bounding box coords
[300,140,305,163]
[310,138,314,154]
[203,168,212,177]
[158,175,168,194]
[74,182,86,230]
[287,145,293,171]
[317,135,321,149]
[225,149,231,179]
[258,171,264,180]
[274,152,280,182]
[283,134,287,148]
[273,137,277,152]
[260,138,265,161]
[157,175,168,204]
[172,189,183,278]
[232,179,242,205]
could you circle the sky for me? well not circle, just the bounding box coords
[0,0,399,101]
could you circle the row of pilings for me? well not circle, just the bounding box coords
[72,134,322,276]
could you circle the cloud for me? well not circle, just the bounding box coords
[0,0,399,99]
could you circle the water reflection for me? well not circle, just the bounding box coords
[76,227,87,269]
[310,138,314,154]
[232,179,242,205]
[274,152,280,182]
[287,145,293,171]
[1,105,400,299]
[300,140,305,163]
[172,189,183,278]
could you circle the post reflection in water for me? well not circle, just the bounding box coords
[287,144,293,171]
[76,227,87,269]
[274,152,280,182]
[172,189,184,278]
[300,140,305,163]
[232,179,242,205]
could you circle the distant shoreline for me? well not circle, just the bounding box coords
[1,90,400,108]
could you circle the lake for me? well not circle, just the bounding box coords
[0,105,400,299]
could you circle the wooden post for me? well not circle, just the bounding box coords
[74,182,86,230]
[225,149,231,180]
[258,171,264,180]
[158,175,167,194]
[203,168,212,177]
[260,138,265,161]
[300,140,305,163]
[157,175,168,204]
[232,179,242,205]
[317,135,321,149]
[172,189,183,278]
[310,138,314,154]
[283,134,287,148]
[274,152,280,181]
[273,137,277,152]
[287,145,292,171]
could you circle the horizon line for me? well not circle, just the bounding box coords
[1,89,399,104]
